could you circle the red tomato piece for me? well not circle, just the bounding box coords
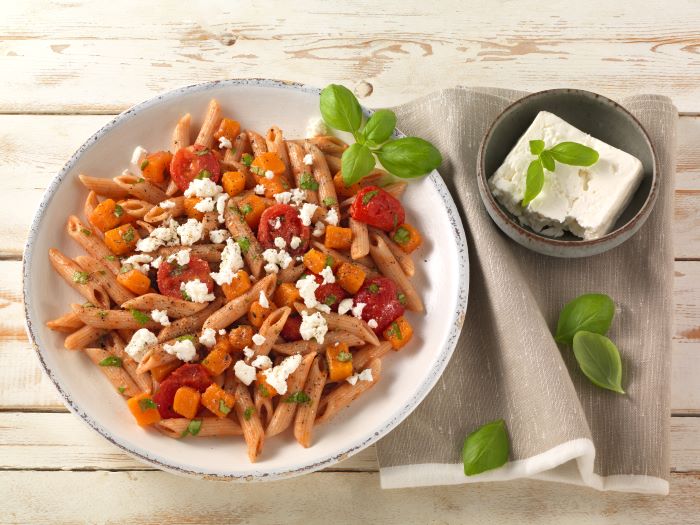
[157,255,214,300]
[313,275,348,312]
[257,204,310,256]
[280,314,302,342]
[170,144,221,191]
[354,276,405,333]
[153,364,212,418]
[350,185,405,232]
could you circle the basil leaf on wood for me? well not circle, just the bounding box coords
[462,419,510,476]
[572,331,625,394]
[555,293,615,345]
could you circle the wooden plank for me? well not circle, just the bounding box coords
[1,1,700,112]
[1,470,698,524]
[0,412,696,473]
[0,114,699,258]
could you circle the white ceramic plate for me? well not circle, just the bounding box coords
[23,79,469,480]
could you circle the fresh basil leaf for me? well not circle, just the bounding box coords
[548,142,599,166]
[320,84,363,134]
[243,407,254,420]
[181,419,202,437]
[138,398,157,411]
[462,419,510,476]
[341,143,375,186]
[540,150,555,172]
[555,293,615,345]
[284,391,311,404]
[361,109,396,145]
[572,331,625,394]
[98,356,122,367]
[375,137,442,179]
[521,159,544,207]
[130,309,151,326]
[529,140,545,155]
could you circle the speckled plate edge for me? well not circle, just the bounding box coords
[22,78,469,482]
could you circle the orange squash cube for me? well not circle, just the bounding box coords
[127,393,161,426]
[221,270,251,302]
[150,361,181,383]
[201,383,236,418]
[333,171,360,198]
[201,348,233,376]
[256,371,279,398]
[89,198,121,232]
[222,171,246,197]
[228,325,254,351]
[273,282,301,308]
[214,118,241,144]
[303,248,328,275]
[247,300,275,329]
[183,197,205,221]
[324,225,352,250]
[117,268,151,295]
[392,223,422,253]
[104,224,140,256]
[336,262,366,294]
[173,386,201,419]
[237,194,266,230]
[141,151,172,184]
[251,151,285,176]
[383,316,413,350]
[326,342,354,382]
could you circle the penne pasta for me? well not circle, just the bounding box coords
[254,388,274,430]
[266,352,316,437]
[121,293,208,318]
[84,347,140,398]
[143,196,184,223]
[246,130,268,156]
[157,297,223,343]
[350,218,370,260]
[71,303,161,330]
[286,141,319,204]
[251,306,290,357]
[272,331,366,355]
[64,325,108,351]
[277,263,305,284]
[265,126,293,185]
[75,255,136,306]
[310,241,378,277]
[195,99,222,148]
[203,275,275,331]
[233,379,265,462]
[120,199,155,220]
[224,205,264,277]
[46,311,84,333]
[383,181,407,199]
[370,228,415,277]
[113,172,168,204]
[324,153,341,173]
[305,142,339,214]
[104,332,152,394]
[156,417,243,439]
[156,243,224,263]
[368,232,423,312]
[293,302,380,346]
[66,215,121,274]
[78,174,129,200]
[294,355,327,448]
[171,113,191,153]
[352,341,392,370]
[84,191,99,224]
[49,248,110,309]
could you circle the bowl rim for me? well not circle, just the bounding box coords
[476,88,659,249]
[22,78,469,481]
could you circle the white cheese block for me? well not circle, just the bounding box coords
[488,111,644,240]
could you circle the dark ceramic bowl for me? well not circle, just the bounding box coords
[477,89,658,258]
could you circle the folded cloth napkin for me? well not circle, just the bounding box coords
[376,88,677,495]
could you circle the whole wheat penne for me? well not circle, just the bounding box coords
[156,417,243,439]
[350,218,370,259]
[64,325,108,350]
[71,304,161,330]
[143,197,184,223]
[136,340,183,374]
[272,331,366,355]
[84,191,99,224]
[121,293,208,318]
[383,181,407,199]
[195,99,222,148]
[277,263,305,284]
[254,388,274,429]
[120,199,154,219]
[157,243,224,263]
[200,211,218,241]
[324,153,341,173]
[46,312,84,333]
[247,130,268,156]
[294,355,327,448]
[368,232,423,312]
[352,341,392,370]
[78,174,129,200]
[171,113,191,153]
[293,303,380,346]
[157,297,223,343]
[224,205,264,277]
[252,306,291,357]
[84,347,140,397]
[223,132,250,164]
[266,352,316,437]
[203,274,275,331]
[49,249,110,309]
[66,216,121,274]
[316,357,381,426]
[265,126,292,185]
[370,228,415,277]
[75,255,136,305]
[114,172,168,204]
[305,142,339,214]
[310,241,378,277]
[136,220,154,235]
[232,379,265,462]
[306,135,348,155]
[165,180,179,196]
[286,141,319,204]
[104,332,152,394]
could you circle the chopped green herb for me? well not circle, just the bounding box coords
[130,308,151,326]
[393,226,410,245]
[284,391,311,404]
[176,334,196,342]
[181,419,202,437]
[236,237,251,254]
[119,264,132,274]
[392,213,399,231]
[241,153,254,167]
[122,227,135,242]
[323,294,337,306]
[138,397,157,412]
[196,169,212,179]
[368,283,379,294]
[97,310,109,320]
[219,399,231,415]
[397,292,407,306]
[325,255,334,268]
[250,166,264,176]
[181,290,192,301]
[118,386,126,394]
[80,228,92,236]
[105,254,116,261]
[99,355,122,367]
[299,172,319,191]
[140,159,149,170]
[240,203,253,216]
[362,189,379,206]
[337,351,352,362]
[322,197,337,207]
[72,271,90,285]
[258,383,271,398]
[387,321,402,340]
[170,264,188,277]
[113,204,124,218]
[136,177,145,183]
[243,407,254,420]
[195,148,210,157]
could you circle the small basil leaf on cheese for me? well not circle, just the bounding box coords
[341,143,375,186]
[375,137,442,179]
[529,139,545,155]
[320,84,363,134]
[572,331,625,394]
[361,109,396,145]
[548,141,599,166]
[555,293,615,345]
[462,419,510,476]
[539,150,555,172]
[521,159,544,207]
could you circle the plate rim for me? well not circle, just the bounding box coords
[22,78,469,481]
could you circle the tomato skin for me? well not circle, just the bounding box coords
[170,145,221,191]
[350,186,405,232]
[257,204,310,256]
[354,276,405,333]
[280,314,302,342]
[157,256,214,300]
[314,275,348,312]
[153,364,212,418]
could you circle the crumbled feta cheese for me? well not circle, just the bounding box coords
[299,203,318,226]
[251,355,272,370]
[273,237,286,249]
[180,279,215,303]
[290,189,306,207]
[163,339,197,362]
[252,333,266,346]
[347,368,374,385]
[216,193,229,223]
[135,237,161,253]
[352,302,366,319]
[296,274,321,309]
[218,136,233,149]
[199,327,217,348]
[337,298,354,315]
[125,328,157,363]
[254,184,266,195]
[209,229,230,244]
[137,218,179,252]
[312,221,325,237]
[346,374,359,386]
[243,346,255,359]
[150,309,170,327]
[177,219,204,246]
[264,170,275,180]
[325,208,339,226]
[167,249,190,266]
[320,266,335,285]
[184,178,223,199]
[367,319,378,329]
[210,237,244,285]
[122,254,153,274]
[262,248,293,273]
[159,200,176,210]
[300,311,328,344]
[305,117,328,138]
[131,145,148,166]
[234,360,256,385]
[274,191,292,204]
[289,236,302,250]
[258,291,269,309]
[303,153,314,166]
[218,329,227,336]
[194,197,216,213]
[269,217,280,231]
[150,256,162,269]
[261,354,302,395]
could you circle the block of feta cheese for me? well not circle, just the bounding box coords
[488,111,644,240]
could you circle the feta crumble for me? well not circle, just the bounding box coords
[273,237,286,249]
[264,170,275,180]
[352,302,366,319]
[243,346,255,359]
[300,311,328,344]
[325,208,339,226]
[216,193,229,223]
[252,333,266,346]
[159,200,176,210]
[289,236,302,250]
[346,368,374,386]
[150,256,162,269]
[261,354,302,395]
[274,191,292,204]
[254,184,266,195]
[234,360,257,385]
[218,329,227,336]
[299,203,318,226]
[163,339,197,362]
[367,319,378,329]
[251,355,272,370]
[209,229,230,244]
[218,136,233,149]
[122,253,152,274]
[337,298,354,315]
[305,117,328,138]
[258,291,269,309]
[199,327,217,348]
[303,153,314,166]
[194,197,215,213]
[184,178,223,199]
[262,248,293,273]
[167,249,190,266]
[320,266,335,285]
[150,309,170,327]
[131,145,148,166]
[125,328,157,363]
[180,279,215,303]
[210,238,244,285]
[312,221,325,237]
[176,219,204,246]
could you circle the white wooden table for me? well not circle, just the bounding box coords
[1,2,699,523]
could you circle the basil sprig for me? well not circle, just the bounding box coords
[462,419,510,476]
[555,293,615,346]
[522,139,599,207]
[319,84,442,185]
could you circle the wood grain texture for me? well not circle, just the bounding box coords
[0,1,699,112]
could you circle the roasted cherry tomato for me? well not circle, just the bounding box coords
[280,314,302,342]
[170,144,221,191]
[349,185,405,232]
[354,276,405,333]
[157,255,214,300]
[257,203,310,256]
[314,275,348,312]
[153,364,212,418]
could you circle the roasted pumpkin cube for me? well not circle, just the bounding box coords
[127,393,161,426]
[326,342,354,382]
[383,316,413,350]
[201,383,235,418]
[336,262,366,294]
[104,224,140,256]
[173,386,201,419]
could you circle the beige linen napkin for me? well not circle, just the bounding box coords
[376,88,676,495]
